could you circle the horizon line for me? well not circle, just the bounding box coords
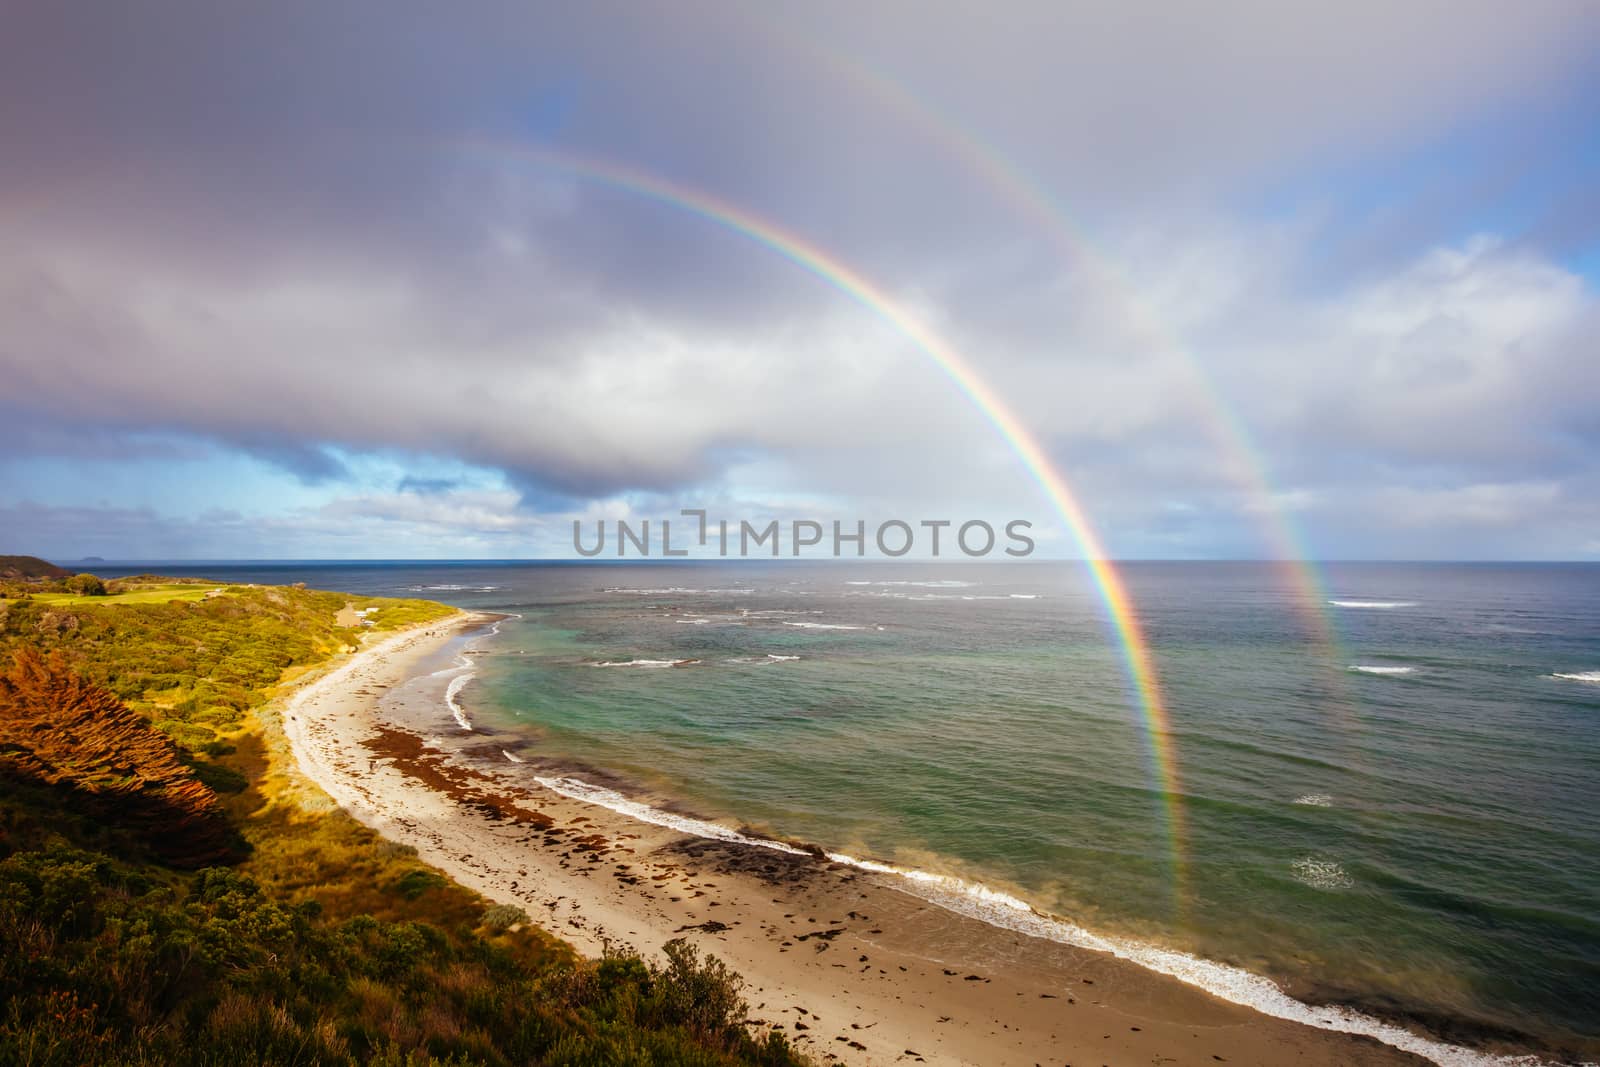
[27,556,1600,566]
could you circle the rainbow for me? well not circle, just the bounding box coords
[736,21,1352,681]
[470,142,1188,893]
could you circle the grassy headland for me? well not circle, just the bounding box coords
[0,575,807,1066]
[0,555,73,581]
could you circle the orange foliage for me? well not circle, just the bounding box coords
[0,648,238,866]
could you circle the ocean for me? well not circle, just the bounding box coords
[99,559,1600,1058]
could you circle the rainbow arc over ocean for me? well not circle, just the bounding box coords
[738,22,1352,685]
[467,142,1189,896]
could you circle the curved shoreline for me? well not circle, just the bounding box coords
[278,614,1549,1067]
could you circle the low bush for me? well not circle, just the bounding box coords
[480,904,529,933]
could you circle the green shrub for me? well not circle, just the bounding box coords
[649,938,749,1037]
[155,720,217,748]
[66,574,107,597]
[188,761,248,794]
[191,705,243,727]
[392,869,447,901]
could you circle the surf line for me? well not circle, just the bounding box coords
[441,612,518,731]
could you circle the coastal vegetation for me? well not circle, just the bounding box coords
[0,575,807,1066]
[0,555,72,581]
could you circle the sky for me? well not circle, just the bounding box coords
[2,1,1598,561]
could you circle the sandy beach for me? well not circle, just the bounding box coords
[278,613,1443,1067]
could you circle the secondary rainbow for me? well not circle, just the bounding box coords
[469,141,1188,894]
[746,24,1354,692]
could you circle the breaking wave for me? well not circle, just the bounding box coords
[589,658,700,669]
[445,673,473,730]
[844,579,975,588]
[1292,858,1354,890]
[603,586,754,595]
[441,614,517,731]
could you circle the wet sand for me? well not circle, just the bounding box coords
[279,613,1433,1067]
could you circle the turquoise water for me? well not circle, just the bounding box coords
[112,560,1600,1057]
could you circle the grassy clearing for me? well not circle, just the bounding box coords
[30,583,222,606]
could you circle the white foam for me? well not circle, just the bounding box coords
[1552,670,1600,683]
[444,672,473,730]
[440,613,517,731]
[1294,794,1334,807]
[844,579,975,588]
[856,590,1039,602]
[603,586,754,595]
[516,770,1544,1067]
[727,653,802,665]
[1349,665,1416,676]
[501,750,525,764]
[1329,600,1418,609]
[409,584,502,592]
[783,621,865,630]
[533,775,813,853]
[589,658,698,668]
[1292,858,1354,890]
